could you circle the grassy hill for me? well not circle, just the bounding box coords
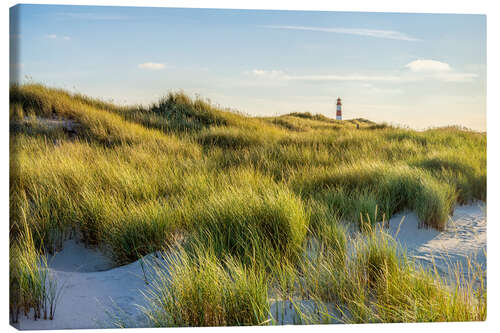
[10,84,486,325]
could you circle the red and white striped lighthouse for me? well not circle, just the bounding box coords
[336,97,342,120]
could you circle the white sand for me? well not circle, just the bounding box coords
[387,202,486,277]
[14,240,153,330]
[14,202,486,330]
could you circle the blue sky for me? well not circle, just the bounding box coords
[10,4,486,130]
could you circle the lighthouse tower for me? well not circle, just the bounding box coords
[336,97,342,120]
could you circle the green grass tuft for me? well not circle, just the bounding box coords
[142,247,270,327]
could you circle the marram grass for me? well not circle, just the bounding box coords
[141,246,270,327]
[139,227,485,327]
[10,83,486,325]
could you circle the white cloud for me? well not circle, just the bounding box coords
[405,59,478,82]
[63,36,71,40]
[405,59,451,72]
[138,62,166,70]
[46,34,57,39]
[261,25,419,41]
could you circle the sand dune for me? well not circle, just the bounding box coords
[15,202,486,330]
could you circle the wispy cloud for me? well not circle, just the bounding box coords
[246,69,285,78]
[246,69,403,82]
[138,62,166,70]
[288,74,403,82]
[246,59,478,84]
[44,34,71,40]
[431,72,478,83]
[261,25,420,41]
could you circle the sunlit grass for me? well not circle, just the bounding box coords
[141,246,270,327]
[10,83,486,326]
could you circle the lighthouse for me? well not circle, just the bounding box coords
[336,97,342,120]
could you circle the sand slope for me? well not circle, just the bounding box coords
[15,240,152,330]
[14,202,486,330]
[388,202,486,277]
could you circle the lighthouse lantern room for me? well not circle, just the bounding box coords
[336,97,342,120]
